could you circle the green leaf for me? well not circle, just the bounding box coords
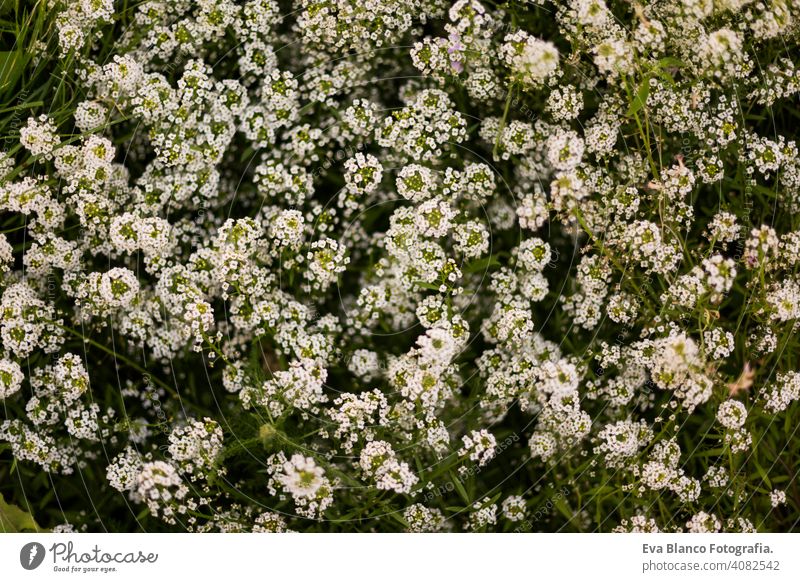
[448,471,471,505]
[0,50,27,92]
[413,281,443,291]
[626,77,650,117]
[463,255,501,274]
[656,57,686,70]
[553,496,575,525]
[0,493,44,533]
[0,100,43,114]
[654,68,676,86]
[387,512,409,528]
[753,460,772,489]
[694,447,725,457]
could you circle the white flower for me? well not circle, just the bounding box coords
[276,454,325,498]
[717,400,747,429]
[359,440,418,495]
[0,358,24,399]
[99,267,140,307]
[502,31,559,87]
[459,429,497,466]
[769,489,786,508]
[19,115,59,157]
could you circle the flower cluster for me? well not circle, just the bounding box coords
[0,0,798,534]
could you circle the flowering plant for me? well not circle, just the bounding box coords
[0,0,798,533]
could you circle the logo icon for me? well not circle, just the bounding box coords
[20,542,46,570]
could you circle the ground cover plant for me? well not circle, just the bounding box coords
[0,0,799,533]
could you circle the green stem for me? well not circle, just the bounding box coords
[493,82,515,159]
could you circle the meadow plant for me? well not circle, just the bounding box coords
[0,0,799,533]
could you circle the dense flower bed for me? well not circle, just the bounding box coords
[0,0,799,532]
